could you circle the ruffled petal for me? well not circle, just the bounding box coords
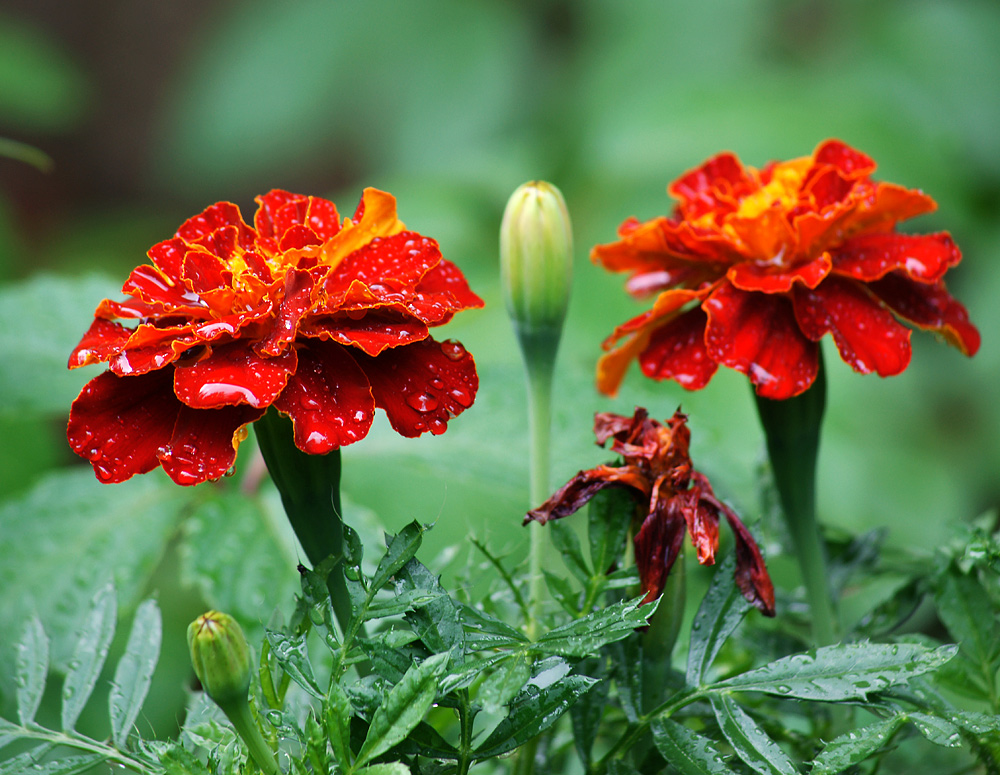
[256,269,314,356]
[524,464,647,525]
[177,201,253,246]
[811,139,876,178]
[273,341,375,454]
[159,403,264,485]
[669,152,758,220]
[301,309,429,356]
[355,337,478,437]
[868,273,981,356]
[108,324,199,376]
[634,497,687,603]
[639,307,718,390]
[727,253,831,293]
[674,485,719,565]
[596,328,653,398]
[318,188,407,271]
[328,231,440,292]
[67,369,179,483]
[408,259,486,322]
[174,341,297,409]
[704,282,819,399]
[121,264,199,309]
[69,319,132,368]
[793,276,911,376]
[831,232,961,284]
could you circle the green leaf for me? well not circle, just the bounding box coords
[569,657,608,769]
[61,582,116,731]
[27,754,109,775]
[395,558,464,657]
[458,602,529,648]
[535,597,657,657]
[609,637,644,724]
[712,643,958,701]
[478,651,532,713]
[587,487,634,578]
[326,682,354,770]
[908,712,963,747]
[549,521,591,584]
[473,676,597,759]
[933,566,1000,673]
[710,694,797,775]
[109,598,162,747]
[365,589,443,620]
[542,569,582,616]
[810,716,906,775]
[439,652,512,693]
[686,554,750,687]
[354,651,450,769]
[371,522,424,592]
[355,764,410,775]
[651,716,738,775]
[16,615,49,725]
[264,630,323,699]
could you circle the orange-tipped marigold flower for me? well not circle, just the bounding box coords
[68,188,483,485]
[594,140,980,400]
[525,408,775,615]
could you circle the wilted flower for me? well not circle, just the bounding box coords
[593,140,980,400]
[525,408,775,615]
[67,188,483,485]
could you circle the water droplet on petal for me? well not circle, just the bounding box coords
[406,393,439,412]
[448,387,472,407]
[440,340,466,361]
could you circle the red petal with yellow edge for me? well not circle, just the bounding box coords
[831,232,960,284]
[868,273,981,356]
[639,307,718,390]
[256,269,314,356]
[704,282,819,399]
[122,264,193,308]
[148,238,186,280]
[159,402,264,485]
[634,500,687,603]
[669,152,757,220]
[183,249,231,294]
[356,337,478,438]
[812,139,876,178]
[273,341,375,454]
[109,323,198,376]
[173,341,297,409]
[793,277,911,376]
[68,369,178,483]
[177,201,255,248]
[524,464,647,526]
[302,310,429,357]
[255,190,306,240]
[409,259,486,323]
[69,319,132,368]
[728,253,831,293]
[328,231,440,293]
[596,327,653,397]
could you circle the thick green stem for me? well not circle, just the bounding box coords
[753,352,838,645]
[254,410,354,640]
[220,697,281,775]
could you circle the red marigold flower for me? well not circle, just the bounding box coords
[68,188,484,485]
[524,408,775,615]
[593,140,981,400]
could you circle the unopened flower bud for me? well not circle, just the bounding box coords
[187,611,252,706]
[500,181,573,339]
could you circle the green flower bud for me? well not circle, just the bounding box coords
[500,181,573,338]
[187,611,252,706]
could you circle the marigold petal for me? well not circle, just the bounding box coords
[524,464,646,526]
[109,324,198,376]
[329,231,440,291]
[669,152,757,220]
[831,232,961,284]
[173,342,296,409]
[272,341,375,454]
[675,487,719,565]
[597,328,652,397]
[727,253,831,293]
[302,309,429,357]
[634,499,687,603]
[122,264,195,309]
[868,273,981,356]
[319,188,407,271]
[704,282,819,399]
[148,237,186,280]
[725,207,797,262]
[639,307,718,391]
[410,258,486,321]
[69,318,132,368]
[256,269,314,356]
[254,190,308,240]
[355,337,478,437]
[177,202,253,246]
[68,370,178,483]
[183,248,231,295]
[793,277,911,376]
[159,403,264,485]
[812,139,876,178]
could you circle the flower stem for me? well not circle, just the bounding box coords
[753,351,838,645]
[218,696,281,775]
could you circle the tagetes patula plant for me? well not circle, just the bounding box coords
[593,139,980,400]
[526,407,775,616]
[67,188,483,485]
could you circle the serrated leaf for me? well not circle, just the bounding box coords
[355,764,410,775]
[61,582,116,731]
[587,487,634,579]
[535,597,656,657]
[365,589,443,620]
[354,651,450,769]
[952,710,1000,735]
[0,745,54,775]
[710,694,797,775]
[265,630,323,699]
[909,712,963,747]
[16,615,49,725]
[543,569,582,616]
[810,716,906,775]
[934,567,1000,672]
[712,643,957,701]
[549,521,591,583]
[326,682,354,769]
[478,651,532,713]
[651,716,738,775]
[686,554,750,687]
[439,652,512,693]
[458,602,529,647]
[109,598,162,747]
[371,522,424,592]
[473,676,596,759]
[395,558,464,657]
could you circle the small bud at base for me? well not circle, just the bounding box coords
[187,610,252,706]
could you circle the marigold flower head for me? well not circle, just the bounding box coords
[525,408,775,615]
[593,140,980,400]
[68,188,483,485]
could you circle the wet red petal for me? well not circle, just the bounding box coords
[159,403,263,485]
[254,190,305,240]
[302,309,429,356]
[107,324,197,376]
[69,319,132,368]
[177,202,255,249]
[704,282,819,399]
[669,152,757,221]
[121,264,195,308]
[273,341,375,453]
[68,370,179,483]
[183,249,231,294]
[831,232,960,284]
[355,337,478,437]
[812,139,876,178]
[524,464,646,525]
[410,259,486,321]
[173,341,296,409]
[634,499,687,603]
[148,238,186,280]
[868,273,981,356]
[793,277,911,376]
[639,307,718,390]
[727,254,831,293]
[256,269,314,356]
[329,231,440,292]
[674,487,720,565]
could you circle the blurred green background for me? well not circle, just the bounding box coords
[1,0,998,746]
